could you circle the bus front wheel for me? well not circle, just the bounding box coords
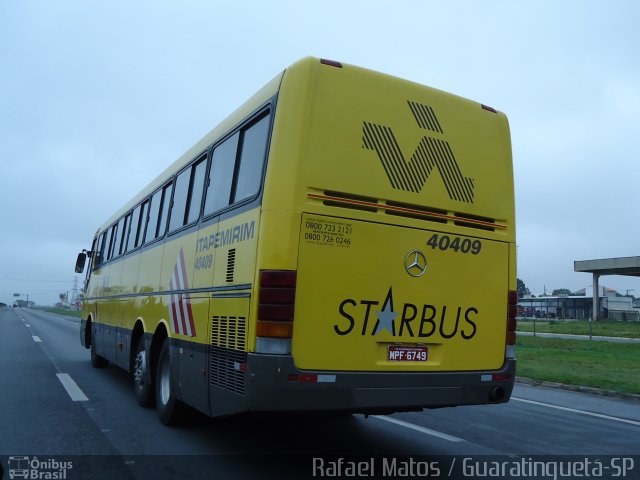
[155,337,184,425]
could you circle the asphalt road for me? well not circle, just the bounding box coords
[1,307,639,480]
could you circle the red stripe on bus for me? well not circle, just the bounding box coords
[172,264,185,335]
[307,193,506,230]
[176,249,192,335]
[169,276,181,335]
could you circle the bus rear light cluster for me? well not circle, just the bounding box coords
[506,290,518,359]
[256,321,293,338]
[257,270,297,346]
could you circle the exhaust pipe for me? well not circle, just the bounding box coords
[489,386,506,402]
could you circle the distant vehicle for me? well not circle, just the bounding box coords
[75,57,516,424]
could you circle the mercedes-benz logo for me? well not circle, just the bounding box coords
[404,250,427,277]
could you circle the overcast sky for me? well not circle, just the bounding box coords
[1,1,639,305]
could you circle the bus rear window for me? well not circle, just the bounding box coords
[203,110,271,216]
[233,113,270,203]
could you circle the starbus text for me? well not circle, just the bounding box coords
[335,298,478,339]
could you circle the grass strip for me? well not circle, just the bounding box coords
[41,307,82,318]
[516,336,640,395]
[517,319,640,338]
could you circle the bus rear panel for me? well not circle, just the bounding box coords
[247,58,516,414]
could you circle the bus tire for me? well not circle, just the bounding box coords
[133,335,154,407]
[90,328,108,369]
[155,337,183,425]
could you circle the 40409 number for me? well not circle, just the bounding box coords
[426,234,482,255]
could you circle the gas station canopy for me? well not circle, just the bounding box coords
[574,256,640,277]
[574,256,640,320]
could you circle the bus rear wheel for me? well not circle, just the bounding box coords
[155,337,184,425]
[133,335,154,407]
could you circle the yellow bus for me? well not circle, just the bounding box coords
[75,57,517,425]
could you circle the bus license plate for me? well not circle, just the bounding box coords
[387,345,428,362]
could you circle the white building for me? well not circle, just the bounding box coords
[518,286,639,321]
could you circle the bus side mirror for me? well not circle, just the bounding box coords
[75,252,87,273]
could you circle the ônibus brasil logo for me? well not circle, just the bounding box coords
[7,456,73,479]
[334,287,479,340]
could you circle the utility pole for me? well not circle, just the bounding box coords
[71,277,79,306]
[13,293,30,307]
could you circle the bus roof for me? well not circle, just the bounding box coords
[95,56,512,238]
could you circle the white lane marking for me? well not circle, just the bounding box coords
[512,397,640,427]
[32,336,42,343]
[56,373,89,402]
[372,415,464,442]
[57,321,79,328]
[43,314,80,327]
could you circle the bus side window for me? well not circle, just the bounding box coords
[87,236,98,273]
[157,183,173,238]
[168,168,191,232]
[145,189,162,244]
[121,213,132,254]
[233,113,270,203]
[107,223,118,260]
[113,216,126,258]
[187,157,207,224]
[126,206,142,252]
[103,227,114,263]
[137,199,150,247]
[94,231,106,267]
[168,156,208,233]
[204,132,239,216]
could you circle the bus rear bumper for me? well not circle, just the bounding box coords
[245,354,516,414]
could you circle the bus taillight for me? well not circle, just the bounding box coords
[256,270,297,354]
[506,290,517,359]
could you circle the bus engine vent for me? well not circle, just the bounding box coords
[384,200,448,224]
[210,315,247,395]
[307,190,504,231]
[226,249,236,283]
[322,190,378,212]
